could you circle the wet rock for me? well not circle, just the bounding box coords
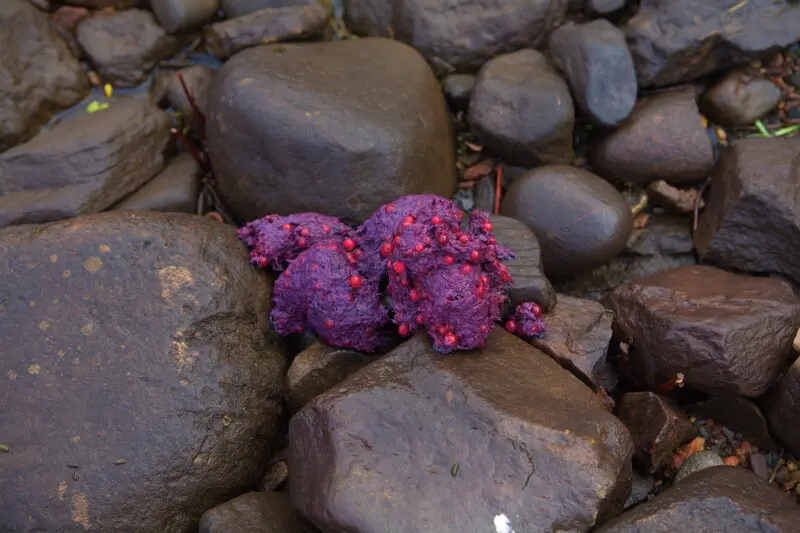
[63,0,138,7]
[76,9,180,88]
[0,98,171,228]
[530,294,613,387]
[0,211,285,533]
[199,492,318,533]
[624,471,654,510]
[344,0,569,73]
[164,65,215,117]
[0,0,89,151]
[205,3,331,59]
[289,329,634,533]
[599,466,799,532]
[586,0,625,15]
[602,265,800,397]
[750,453,769,480]
[207,39,455,224]
[627,0,800,88]
[549,19,636,127]
[556,214,696,302]
[589,89,715,186]
[766,357,800,457]
[220,0,308,18]
[443,74,476,113]
[695,138,800,284]
[673,451,725,483]
[501,165,633,282]
[473,175,495,213]
[489,215,557,313]
[152,0,219,33]
[111,153,200,213]
[259,454,289,491]
[689,396,773,451]
[616,392,694,474]
[645,180,703,215]
[702,70,781,127]
[286,339,371,415]
[469,50,574,167]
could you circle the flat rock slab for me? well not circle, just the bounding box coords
[695,137,800,285]
[766,357,800,457]
[206,38,455,225]
[0,212,286,533]
[626,0,800,88]
[112,153,200,214]
[0,98,171,228]
[199,492,319,533]
[0,0,89,151]
[602,265,800,397]
[531,294,613,387]
[595,466,800,533]
[289,329,633,533]
[344,0,569,74]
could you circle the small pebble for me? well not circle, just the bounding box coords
[723,456,739,466]
[675,450,724,483]
[775,465,791,484]
[750,453,769,480]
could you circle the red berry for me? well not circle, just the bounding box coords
[414,244,424,253]
[393,261,406,274]
[300,228,310,237]
[437,233,448,245]
[385,204,395,213]
[444,333,458,346]
[381,242,394,257]
[322,224,331,232]
[348,275,363,289]
[256,257,268,268]
[480,274,489,284]
[343,238,356,252]
[402,215,415,225]
[458,233,470,243]
[281,224,292,231]
[504,320,517,334]
[346,253,356,264]
[480,324,489,333]
[398,324,409,336]
[325,319,335,329]
[354,249,363,258]
[487,237,496,245]
[444,255,454,264]
[483,222,493,232]
[529,303,542,318]
[394,236,402,245]
[460,264,472,275]
[297,237,308,247]
[415,314,425,324]
[431,215,442,225]
[437,324,449,335]
[409,289,420,302]
[469,250,480,262]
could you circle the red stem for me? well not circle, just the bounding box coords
[493,165,503,215]
[171,128,209,173]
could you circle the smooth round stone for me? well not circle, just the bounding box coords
[442,73,476,112]
[702,69,781,127]
[500,165,633,282]
[675,451,725,483]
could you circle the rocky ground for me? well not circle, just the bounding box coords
[3,0,800,532]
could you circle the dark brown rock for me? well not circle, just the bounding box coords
[469,50,574,167]
[289,329,634,533]
[531,294,613,388]
[556,214,696,302]
[220,0,308,18]
[501,165,633,282]
[0,211,285,533]
[285,339,371,415]
[766,357,800,457]
[589,89,715,186]
[602,265,800,397]
[701,69,781,127]
[626,0,800,88]
[199,492,319,533]
[695,138,800,284]
[205,3,330,59]
[645,180,704,215]
[259,452,289,491]
[206,39,455,225]
[549,19,637,127]
[151,0,219,33]
[76,9,180,87]
[111,153,200,213]
[62,0,139,7]
[595,466,800,533]
[344,0,569,74]
[489,215,557,313]
[0,98,171,228]
[586,0,625,14]
[164,65,215,117]
[616,392,694,473]
[689,396,773,451]
[0,0,89,151]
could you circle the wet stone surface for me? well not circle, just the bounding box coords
[199,492,319,533]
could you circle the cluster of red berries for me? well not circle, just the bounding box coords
[238,195,547,353]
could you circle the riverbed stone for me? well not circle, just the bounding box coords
[0,211,286,533]
[596,466,800,533]
[695,137,800,284]
[548,19,636,127]
[443,74,476,112]
[490,215,557,313]
[0,98,171,228]
[501,165,633,282]
[111,153,200,213]
[589,89,715,186]
[626,0,800,88]
[344,0,569,74]
[164,65,215,117]
[616,392,694,474]
[220,0,309,17]
[0,0,89,151]
[702,69,781,127]
[689,396,773,451]
[766,357,800,457]
[206,38,455,224]
[76,9,180,87]
[199,492,319,533]
[469,50,575,167]
[151,0,219,33]
[289,329,633,533]
[602,265,800,397]
[531,294,613,387]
